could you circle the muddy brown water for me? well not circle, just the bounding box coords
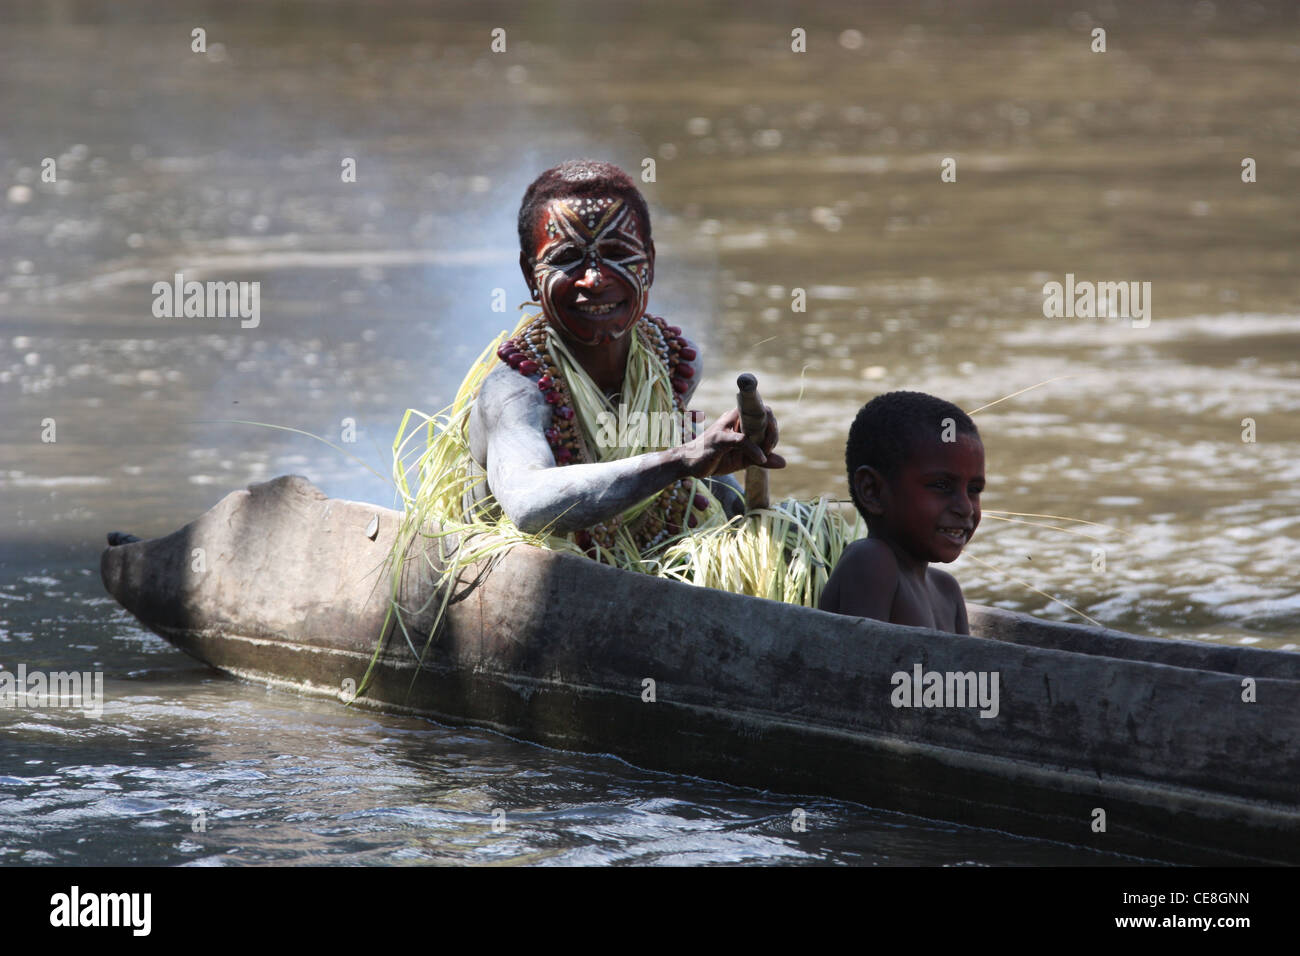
[1,0,1296,865]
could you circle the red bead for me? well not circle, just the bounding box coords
[688,513,698,529]
[554,447,573,464]
[672,378,689,393]
[508,353,524,369]
[574,530,592,549]
[666,523,680,536]
[543,390,562,404]
[537,375,553,389]
[694,494,708,511]
[676,364,694,379]
[544,427,560,443]
[678,347,696,361]
[519,359,539,375]
[496,345,511,360]
[666,325,682,336]
[557,406,575,420]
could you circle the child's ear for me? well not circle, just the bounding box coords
[853,466,887,516]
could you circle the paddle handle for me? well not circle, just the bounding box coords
[736,373,770,511]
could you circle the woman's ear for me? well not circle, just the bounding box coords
[853,465,888,516]
[519,251,536,295]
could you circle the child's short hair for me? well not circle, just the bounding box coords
[846,391,979,516]
[517,159,652,264]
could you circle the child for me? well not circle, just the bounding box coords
[818,391,984,634]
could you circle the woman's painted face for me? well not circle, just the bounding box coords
[529,195,652,346]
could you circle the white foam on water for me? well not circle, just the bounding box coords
[40,247,516,302]
[1,476,110,487]
[1003,312,1300,347]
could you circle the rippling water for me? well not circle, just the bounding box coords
[2,0,1297,865]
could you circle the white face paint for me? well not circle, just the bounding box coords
[531,196,651,346]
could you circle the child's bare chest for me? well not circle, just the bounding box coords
[891,574,956,632]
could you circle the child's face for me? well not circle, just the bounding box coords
[526,195,653,346]
[856,432,985,565]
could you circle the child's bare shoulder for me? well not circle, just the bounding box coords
[819,538,900,617]
[837,538,900,575]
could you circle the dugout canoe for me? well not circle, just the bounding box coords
[100,475,1300,864]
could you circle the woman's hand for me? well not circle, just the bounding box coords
[676,406,785,479]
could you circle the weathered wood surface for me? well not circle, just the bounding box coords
[101,475,1300,864]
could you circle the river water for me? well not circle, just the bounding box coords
[1,0,1297,865]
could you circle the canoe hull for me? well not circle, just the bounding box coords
[101,476,1300,864]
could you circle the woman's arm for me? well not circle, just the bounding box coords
[469,364,781,535]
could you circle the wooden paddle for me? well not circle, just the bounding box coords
[736,373,770,511]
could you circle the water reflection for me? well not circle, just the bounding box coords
[1,0,1297,865]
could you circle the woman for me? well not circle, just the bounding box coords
[454,159,784,557]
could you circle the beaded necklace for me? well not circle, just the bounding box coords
[496,313,713,556]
